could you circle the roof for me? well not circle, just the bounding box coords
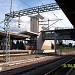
[0,31,28,40]
[10,33,28,40]
[20,31,38,37]
[41,29,75,34]
[55,0,75,28]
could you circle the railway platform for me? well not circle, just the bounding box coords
[0,53,61,75]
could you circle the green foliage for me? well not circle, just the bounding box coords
[58,43,73,50]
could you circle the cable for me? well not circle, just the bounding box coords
[0,20,5,29]
[18,0,31,29]
[39,0,43,5]
[10,0,12,13]
[14,0,31,29]
[18,17,20,28]
[0,26,5,30]
[51,11,67,27]
[0,20,4,24]
[44,20,59,30]
[19,0,31,7]
[40,15,61,30]
[0,20,5,30]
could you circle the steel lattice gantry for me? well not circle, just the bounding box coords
[5,3,59,18]
[4,3,60,62]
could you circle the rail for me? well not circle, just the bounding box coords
[15,55,75,75]
[45,56,75,75]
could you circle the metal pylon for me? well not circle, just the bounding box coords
[3,17,10,62]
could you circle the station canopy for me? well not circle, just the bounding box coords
[20,31,38,37]
[0,30,28,40]
[42,29,75,40]
[55,0,75,28]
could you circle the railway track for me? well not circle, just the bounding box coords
[45,56,75,75]
[0,53,61,74]
[14,55,75,75]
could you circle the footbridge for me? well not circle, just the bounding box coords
[41,28,75,40]
[41,28,75,54]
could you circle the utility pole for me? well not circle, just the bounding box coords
[4,0,12,62]
[54,32,57,54]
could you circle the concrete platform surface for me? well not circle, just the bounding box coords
[0,54,61,75]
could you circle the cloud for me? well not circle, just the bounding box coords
[10,9,74,33]
[0,0,73,33]
[40,10,73,29]
[9,16,30,33]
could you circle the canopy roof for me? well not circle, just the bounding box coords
[0,31,28,40]
[20,31,38,37]
[55,0,75,28]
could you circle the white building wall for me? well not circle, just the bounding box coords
[37,32,43,50]
[41,40,52,50]
[30,15,53,51]
[30,17,39,33]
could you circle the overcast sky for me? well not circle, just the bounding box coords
[0,0,73,33]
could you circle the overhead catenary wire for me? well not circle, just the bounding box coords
[18,16,20,28]
[39,14,62,30]
[0,26,4,30]
[19,0,31,8]
[42,20,60,30]
[0,0,13,30]
[0,0,13,31]
[0,20,5,29]
[51,11,67,27]
[17,0,32,28]
[10,0,12,13]
[38,0,43,5]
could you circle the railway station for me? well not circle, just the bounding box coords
[0,0,75,75]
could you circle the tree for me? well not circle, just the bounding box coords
[68,43,72,48]
[58,40,63,46]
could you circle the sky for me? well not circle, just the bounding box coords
[0,0,73,33]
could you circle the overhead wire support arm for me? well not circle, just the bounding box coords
[39,19,62,22]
